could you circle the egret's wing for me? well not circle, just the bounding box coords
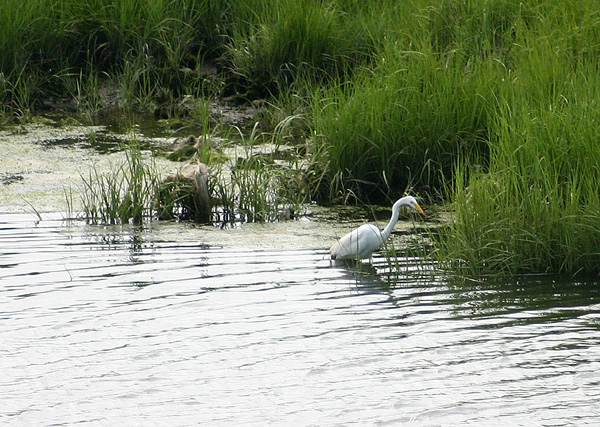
[330,229,357,259]
[330,224,382,260]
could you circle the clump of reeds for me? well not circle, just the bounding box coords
[8,0,600,278]
[0,0,228,119]
[308,0,526,202]
[226,0,376,95]
[434,10,600,276]
[209,122,308,224]
[437,109,600,276]
[0,0,386,120]
[312,47,496,202]
[79,143,160,225]
[77,115,311,226]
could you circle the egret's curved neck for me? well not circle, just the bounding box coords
[380,200,402,241]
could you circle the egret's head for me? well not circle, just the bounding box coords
[398,196,425,215]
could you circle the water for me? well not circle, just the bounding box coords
[2,213,600,426]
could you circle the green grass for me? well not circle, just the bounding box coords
[0,0,230,117]
[436,100,600,276]
[5,0,600,275]
[80,143,161,225]
[0,0,380,118]
[209,122,308,224]
[312,47,496,202]
[433,6,600,276]
[226,0,377,96]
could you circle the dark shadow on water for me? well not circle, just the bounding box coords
[447,274,600,326]
[336,256,600,328]
[82,223,149,252]
[332,258,383,286]
[333,257,430,297]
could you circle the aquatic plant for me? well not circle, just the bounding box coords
[226,0,376,96]
[0,0,385,118]
[306,0,529,201]
[0,0,228,116]
[437,112,600,276]
[435,17,600,276]
[60,68,103,122]
[313,48,495,202]
[209,122,308,224]
[378,231,436,284]
[6,0,600,279]
[79,143,160,225]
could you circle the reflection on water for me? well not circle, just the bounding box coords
[448,275,600,325]
[2,213,600,426]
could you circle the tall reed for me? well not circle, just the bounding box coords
[7,0,600,278]
[313,47,497,202]
[0,0,231,116]
[226,0,377,95]
[435,8,600,276]
[210,122,307,224]
[80,143,160,225]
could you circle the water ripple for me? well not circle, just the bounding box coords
[1,213,600,426]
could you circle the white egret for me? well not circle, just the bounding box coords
[330,196,425,261]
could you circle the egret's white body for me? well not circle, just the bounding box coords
[330,196,425,261]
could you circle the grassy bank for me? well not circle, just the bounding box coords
[436,37,600,276]
[0,0,378,117]
[313,48,495,201]
[4,0,600,275]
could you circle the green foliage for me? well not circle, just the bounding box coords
[0,0,230,115]
[226,0,376,95]
[210,123,307,224]
[434,14,600,276]
[6,0,600,276]
[0,0,382,116]
[80,143,160,225]
[313,48,495,201]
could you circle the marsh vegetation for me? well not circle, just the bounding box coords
[3,0,600,276]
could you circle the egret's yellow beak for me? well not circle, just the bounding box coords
[415,203,425,215]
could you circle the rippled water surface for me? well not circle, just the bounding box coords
[2,213,600,426]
